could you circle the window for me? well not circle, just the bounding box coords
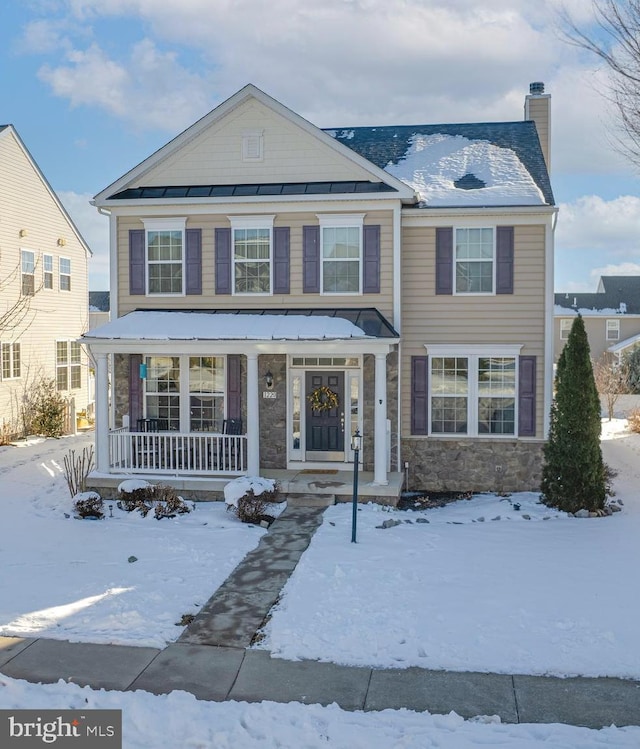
[1,342,21,379]
[428,348,520,436]
[59,257,71,291]
[560,318,573,340]
[606,319,620,341]
[189,356,225,432]
[21,250,35,295]
[319,214,364,294]
[56,341,82,391]
[230,216,274,294]
[143,218,186,295]
[145,356,180,430]
[43,254,53,289]
[455,228,494,294]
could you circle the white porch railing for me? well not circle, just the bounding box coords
[108,429,247,475]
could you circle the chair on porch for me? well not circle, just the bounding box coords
[219,418,243,470]
[136,418,168,432]
[134,418,168,469]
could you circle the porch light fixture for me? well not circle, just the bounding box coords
[264,370,274,389]
[57,237,67,247]
[351,429,362,543]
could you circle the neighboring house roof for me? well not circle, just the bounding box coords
[555,276,640,315]
[0,125,93,257]
[84,308,399,341]
[89,291,110,312]
[326,121,554,208]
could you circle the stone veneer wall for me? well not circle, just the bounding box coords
[258,354,287,469]
[401,438,544,493]
[113,354,129,427]
[362,352,399,472]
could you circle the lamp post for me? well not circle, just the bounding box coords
[351,429,362,543]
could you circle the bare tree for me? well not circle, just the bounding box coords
[0,259,41,334]
[594,352,629,420]
[561,1,640,166]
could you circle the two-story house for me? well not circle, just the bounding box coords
[84,82,555,500]
[0,125,92,440]
[555,276,640,363]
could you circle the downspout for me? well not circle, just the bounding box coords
[543,209,558,438]
[393,203,402,472]
[96,204,116,430]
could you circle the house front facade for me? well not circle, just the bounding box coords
[85,83,555,497]
[0,125,92,440]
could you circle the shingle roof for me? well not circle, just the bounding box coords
[89,291,110,312]
[325,121,554,207]
[555,276,640,314]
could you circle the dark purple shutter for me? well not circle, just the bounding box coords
[363,224,381,293]
[227,354,241,421]
[129,229,145,295]
[303,225,320,293]
[273,227,290,294]
[496,226,514,294]
[215,228,232,295]
[435,228,453,295]
[411,356,429,435]
[129,354,143,428]
[185,228,202,295]
[518,355,536,437]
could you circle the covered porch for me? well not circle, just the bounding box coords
[83,309,400,490]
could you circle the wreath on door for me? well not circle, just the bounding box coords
[308,385,339,413]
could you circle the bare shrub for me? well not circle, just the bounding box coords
[628,407,640,433]
[63,445,95,497]
[73,493,104,519]
[117,486,153,517]
[118,482,192,519]
[235,490,269,524]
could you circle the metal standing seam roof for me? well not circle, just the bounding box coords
[325,120,554,206]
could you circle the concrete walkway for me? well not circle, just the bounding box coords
[1,504,639,729]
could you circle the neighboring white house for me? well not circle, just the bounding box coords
[0,125,92,439]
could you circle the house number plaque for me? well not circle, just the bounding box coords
[262,391,277,399]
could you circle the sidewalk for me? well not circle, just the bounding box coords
[1,504,639,729]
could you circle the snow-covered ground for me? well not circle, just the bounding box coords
[1,676,639,748]
[0,433,267,648]
[259,418,640,679]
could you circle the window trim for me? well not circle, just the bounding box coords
[560,318,573,340]
[59,256,71,292]
[606,318,620,341]
[318,214,365,296]
[1,342,21,380]
[229,215,275,296]
[142,218,187,297]
[56,340,82,391]
[425,344,522,438]
[453,226,496,296]
[43,254,54,290]
[21,249,35,296]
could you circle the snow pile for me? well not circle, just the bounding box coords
[223,475,277,508]
[117,479,151,494]
[385,133,545,207]
[0,677,638,748]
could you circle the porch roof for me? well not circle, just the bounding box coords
[83,308,399,343]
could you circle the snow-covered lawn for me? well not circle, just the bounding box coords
[259,419,640,679]
[1,676,639,748]
[0,433,266,648]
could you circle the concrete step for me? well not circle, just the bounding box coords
[285,493,335,507]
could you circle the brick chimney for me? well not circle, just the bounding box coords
[524,82,550,173]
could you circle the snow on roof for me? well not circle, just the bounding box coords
[385,134,545,207]
[83,311,373,341]
[554,305,628,317]
[609,332,640,353]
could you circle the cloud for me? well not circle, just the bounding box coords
[57,191,110,289]
[556,195,640,252]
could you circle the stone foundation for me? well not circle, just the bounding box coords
[401,438,545,493]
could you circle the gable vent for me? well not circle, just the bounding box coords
[454,173,486,190]
[242,130,264,161]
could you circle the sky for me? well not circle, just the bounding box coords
[1,0,639,292]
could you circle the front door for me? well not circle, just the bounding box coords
[305,371,345,460]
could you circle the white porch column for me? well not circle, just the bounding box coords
[373,352,388,485]
[246,353,260,475]
[95,352,110,473]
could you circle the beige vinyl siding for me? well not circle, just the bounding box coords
[0,129,90,430]
[400,223,546,438]
[554,315,640,362]
[117,209,395,319]
[138,99,375,188]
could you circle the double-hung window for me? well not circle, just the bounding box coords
[1,342,21,379]
[319,214,363,294]
[21,250,35,296]
[59,257,71,291]
[56,341,82,391]
[455,228,494,294]
[230,216,273,294]
[560,318,573,340]
[143,218,186,295]
[144,356,181,430]
[189,356,225,432]
[606,319,620,341]
[428,346,520,436]
[43,254,53,289]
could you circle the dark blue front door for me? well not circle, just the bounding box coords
[305,371,345,456]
